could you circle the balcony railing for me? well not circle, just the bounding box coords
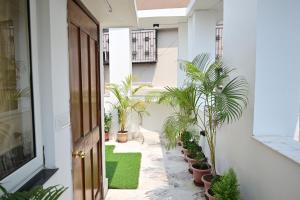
[102,29,157,64]
[131,29,157,63]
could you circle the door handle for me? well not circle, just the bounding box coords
[72,150,86,159]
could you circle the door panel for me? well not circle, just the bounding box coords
[73,158,84,200]
[84,151,93,200]
[90,38,97,128]
[69,24,82,143]
[68,0,103,199]
[80,31,90,135]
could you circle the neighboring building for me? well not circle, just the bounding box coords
[104,28,179,89]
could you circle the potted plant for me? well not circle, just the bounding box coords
[0,185,67,200]
[181,131,192,156]
[104,112,112,141]
[206,168,240,200]
[186,141,202,173]
[107,75,149,143]
[183,54,248,183]
[203,174,221,194]
[191,159,210,187]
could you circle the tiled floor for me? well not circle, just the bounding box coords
[105,129,205,200]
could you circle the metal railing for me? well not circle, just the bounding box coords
[131,29,157,63]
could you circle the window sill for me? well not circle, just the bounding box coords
[17,168,58,192]
[252,135,300,166]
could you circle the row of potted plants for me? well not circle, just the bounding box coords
[181,131,240,200]
[159,53,248,200]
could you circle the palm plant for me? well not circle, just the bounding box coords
[107,75,149,133]
[183,54,248,176]
[0,185,67,200]
[159,84,200,149]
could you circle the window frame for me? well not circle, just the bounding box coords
[0,0,44,191]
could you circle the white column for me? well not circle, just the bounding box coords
[107,28,132,139]
[188,10,217,60]
[178,22,189,87]
[109,28,132,84]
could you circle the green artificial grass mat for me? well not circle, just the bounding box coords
[105,145,142,189]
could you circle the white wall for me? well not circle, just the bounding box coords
[36,0,72,199]
[187,10,217,60]
[215,0,300,199]
[178,22,188,87]
[254,0,300,137]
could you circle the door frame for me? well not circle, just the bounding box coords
[67,0,104,199]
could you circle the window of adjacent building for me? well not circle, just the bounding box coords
[215,24,223,60]
[0,0,36,180]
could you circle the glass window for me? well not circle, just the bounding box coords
[0,0,35,180]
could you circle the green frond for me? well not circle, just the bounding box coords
[212,169,240,200]
[0,185,67,200]
[132,84,150,95]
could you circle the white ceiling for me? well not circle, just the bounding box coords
[81,0,138,27]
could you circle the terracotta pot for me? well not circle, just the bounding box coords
[205,189,215,200]
[186,155,197,174]
[117,131,128,143]
[182,148,188,162]
[177,140,183,146]
[181,147,187,154]
[105,131,110,141]
[192,165,211,187]
[202,174,213,193]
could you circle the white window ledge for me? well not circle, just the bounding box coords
[253,135,300,165]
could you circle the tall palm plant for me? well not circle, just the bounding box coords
[107,75,149,133]
[159,84,200,149]
[183,54,248,176]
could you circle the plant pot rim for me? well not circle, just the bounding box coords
[191,164,211,172]
[118,131,128,134]
[202,174,214,183]
[186,154,197,160]
[205,189,214,199]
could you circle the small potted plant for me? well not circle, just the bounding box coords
[107,75,149,143]
[191,155,210,186]
[181,131,192,158]
[185,141,202,173]
[206,169,240,200]
[202,174,221,194]
[104,112,112,141]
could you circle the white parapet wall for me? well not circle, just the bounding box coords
[216,0,300,199]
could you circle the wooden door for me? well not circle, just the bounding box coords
[67,1,103,199]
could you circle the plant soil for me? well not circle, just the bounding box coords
[203,174,214,182]
[192,163,210,170]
